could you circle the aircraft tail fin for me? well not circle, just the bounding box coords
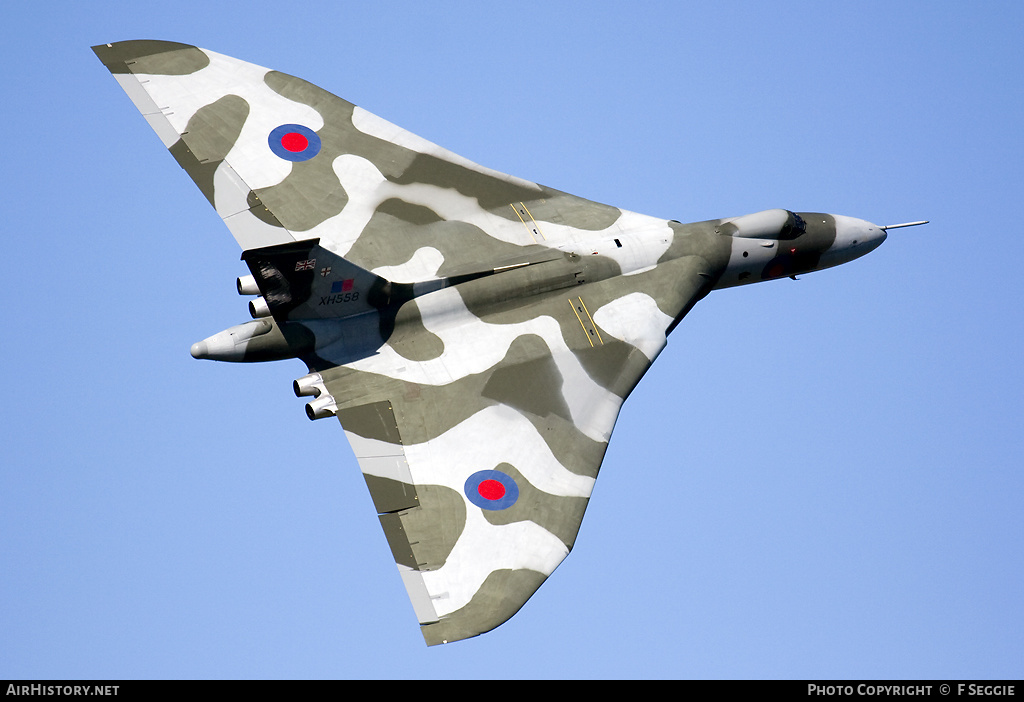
[241,238,537,328]
[241,239,392,323]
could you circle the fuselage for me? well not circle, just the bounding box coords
[191,209,887,365]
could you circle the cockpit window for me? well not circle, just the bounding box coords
[722,209,807,240]
[779,211,806,239]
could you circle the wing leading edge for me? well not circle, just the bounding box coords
[94,40,731,644]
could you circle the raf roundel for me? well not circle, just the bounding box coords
[268,124,322,162]
[464,470,520,511]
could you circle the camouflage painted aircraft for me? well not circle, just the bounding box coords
[94,40,925,646]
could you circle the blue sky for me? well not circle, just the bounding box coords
[2,0,1022,679]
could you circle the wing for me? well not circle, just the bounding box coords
[314,253,714,644]
[92,40,673,281]
[94,40,726,644]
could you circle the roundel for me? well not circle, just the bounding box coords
[464,469,519,511]
[268,124,321,162]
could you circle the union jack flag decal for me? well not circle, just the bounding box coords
[294,259,316,271]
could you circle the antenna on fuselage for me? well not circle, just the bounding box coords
[880,220,929,231]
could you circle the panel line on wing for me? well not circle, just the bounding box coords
[569,296,604,348]
[568,299,592,347]
[518,202,545,241]
[576,296,603,345]
[510,202,546,242]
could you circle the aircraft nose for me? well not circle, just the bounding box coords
[815,215,887,270]
[833,215,887,261]
[836,215,887,252]
[190,341,209,359]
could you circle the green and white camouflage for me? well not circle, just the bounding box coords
[93,40,918,646]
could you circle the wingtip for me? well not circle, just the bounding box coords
[91,40,206,74]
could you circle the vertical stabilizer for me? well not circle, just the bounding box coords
[241,239,391,323]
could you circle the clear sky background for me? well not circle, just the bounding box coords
[2,0,1022,680]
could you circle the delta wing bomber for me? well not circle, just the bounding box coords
[93,40,925,646]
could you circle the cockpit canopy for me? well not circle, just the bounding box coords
[720,208,806,240]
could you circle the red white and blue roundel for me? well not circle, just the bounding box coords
[464,469,519,511]
[268,124,321,162]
